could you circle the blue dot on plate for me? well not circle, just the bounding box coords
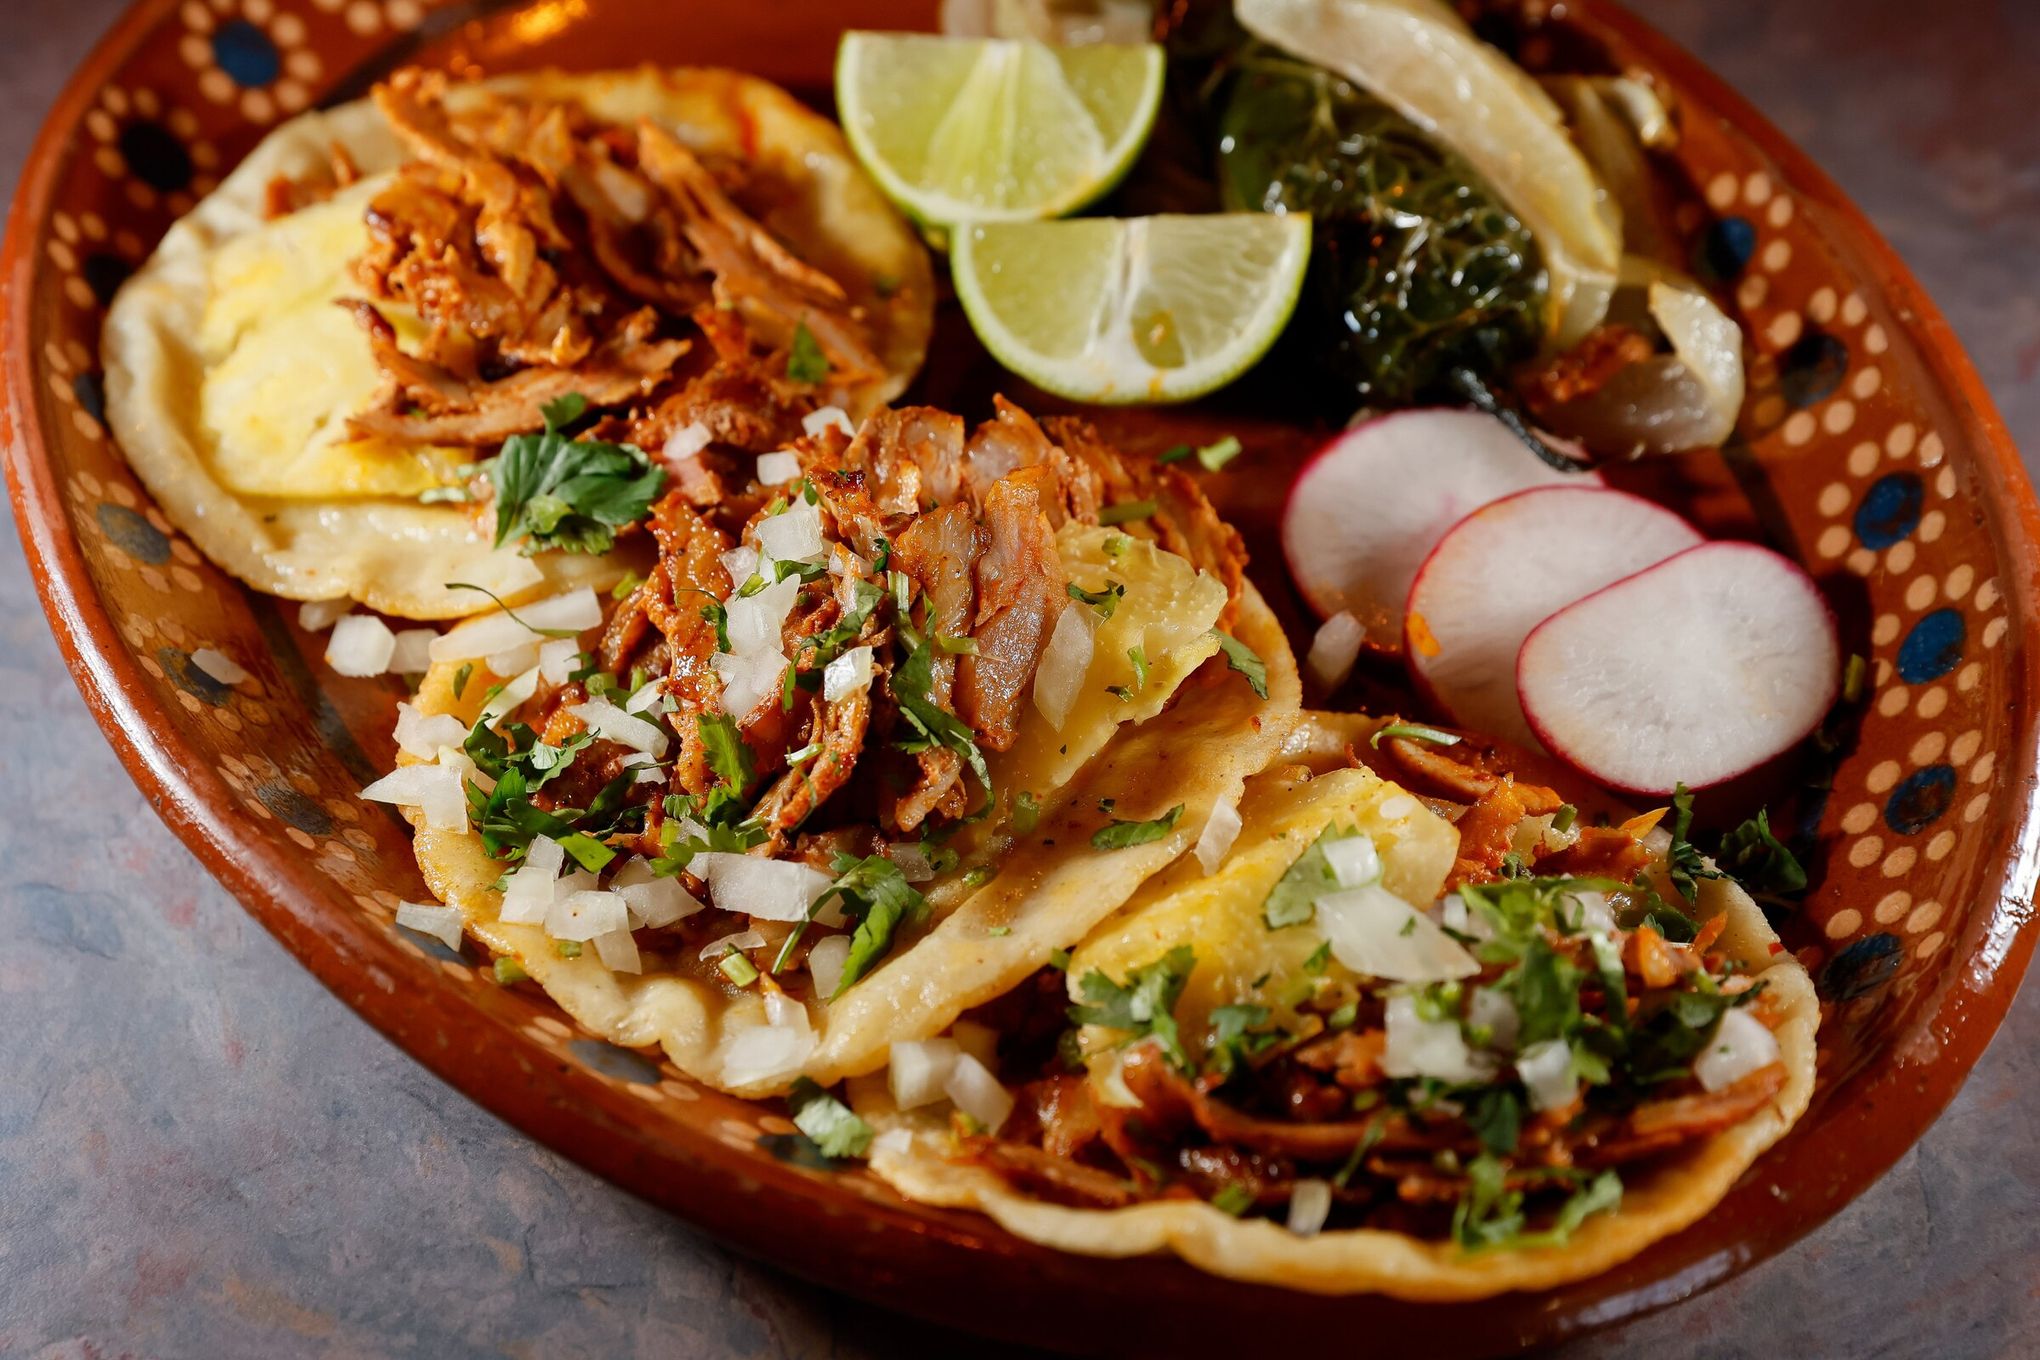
[1820,933,1903,1003]
[569,1039,661,1085]
[1780,330,1850,408]
[1853,472,1924,551]
[157,647,231,706]
[82,253,132,307]
[1696,216,1756,282]
[73,372,106,423]
[212,19,281,88]
[257,782,334,836]
[97,502,169,563]
[1897,608,1964,683]
[116,121,193,193]
[1885,764,1957,835]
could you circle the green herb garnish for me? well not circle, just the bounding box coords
[786,322,829,383]
[1369,722,1461,749]
[1091,804,1184,850]
[485,394,664,555]
[1098,499,1157,526]
[1069,945,1196,1066]
[1209,631,1268,699]
[1067,580,1125,620]
[787,1078,874,1159]
[1196,435,1243,472]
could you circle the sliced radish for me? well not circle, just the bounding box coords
[1517,541,1840,795]
[1405,486,1702,748]
[1282,409,1599,647]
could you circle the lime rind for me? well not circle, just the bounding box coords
[952,214,1314,405]
[835,33,1165,230]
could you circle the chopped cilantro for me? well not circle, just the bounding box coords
[699,713,755,797]
[773,853,929,994]
[1717,808,1807,897]
[1260,824,1350,929]
[1067,580,1125,619]
[719,949,759,987]
[1552,803,1578,834]
[1209,631,1269,699]
[1010,790,1042,835]
[890,635,991,800]
[1091,804,1184,850]
[1665,784,1724,903]
[1098,499,1157,526]
[556,940,583,959]
[1102,532,1132,558]
[1210,1182,1255,1216]
[443,581,583,637]
[1207,1002,1277,1077]
[609,570,645,601]
[1196,434,1243,472]
[451,662,473,700]
[1047,948,1072,972]
[1156,443,1193,464]
[787,322,829,383]
[787,1078,874,1159]
[962,864,998,890]
[1069,946,1196,1065]
[1465,1087,1523,1156]
[492,956,527,985]
[484,395,664,555]
[987,925,1012,938]
[934,633,979,655]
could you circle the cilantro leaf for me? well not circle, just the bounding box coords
[1665,784,1725,903]
[890,636,990,798]
[1206,1002,1276,1077]
[485,396,664,556]
[1098,499,1157,526]
[787,322,829,383]
[1069,946,1197,1066]
[1090,804,1183,850]
[1466,1087,1523,1156]
[1261,824,1350,929]
[787,1077,874,1159]
[698,713,755,797]
[1208,630,1269,699]
[1369,722,1461,748]
[1210,1182,1255,1216]
[824,854,931,995]
[1717,808,1807,896]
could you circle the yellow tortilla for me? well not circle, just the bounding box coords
[102,67,934,618]
[857,753,1819,1300]
[406,579,1299,1097]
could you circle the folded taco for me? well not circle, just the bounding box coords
[854,712,1818,1298]
[103,66,934,617]
[375,397,1299,1096]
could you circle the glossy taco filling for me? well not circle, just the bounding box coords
[936,735,1796,1249]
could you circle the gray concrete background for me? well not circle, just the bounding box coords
[2,1,2035,1355]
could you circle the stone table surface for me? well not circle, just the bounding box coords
[3,0,2037,1356]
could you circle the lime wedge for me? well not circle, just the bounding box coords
[951,213,1313,404]
[835,32,1165,229]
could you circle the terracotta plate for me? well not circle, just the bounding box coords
[4,0,2036,1353]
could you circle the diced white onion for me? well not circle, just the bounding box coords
[191,647,249,686]
[754,498,826,563]
[433,744,489,795]
[943,1054,1015,1131]
[1193,793,1243,874]
[569,697,670,757]
[802,406,854,438]
[883,842,936,883]
[1694,1008,1781,1093]
[360,763,467,832]
[479,665,541,727]
[721,1023,816,1087]
[545,889,630,942]
[764,987,812,1032]
[1033,602,1095,731]
[807,934,851,998]
[429,587,601,663]
[593,928,642,974]
[394,701,467,759]
[326,614,396,677]
[1466,987,1521,1051]
[755,450,802,485]
[1306,611,1365,691]
[889,1038,962,1110]
[1517,1038,1580,1112]
[498,836,565,925]
[1093,1050,1145,1109]
[1324,833,1383,888]
[823,645,875,701]
[1434,892,1496,943]
[871,1127,914,1157]
[726,574,800,654]
[485,641,541,679]
[1287,1179,1334,1237]
[538,638,579,685]
[1318,884,1481,982]
[1381,993,1497,1084]
[298,598,350,632]
[720,545,760,586]
[1564,889,1617,935]
[395,901,463,950]
[386,628,435,675]
[611,857,702,928]
[624,680,667,715]
[711,649,786,717]
[699,929,767,962]
[692,852,835,923]
[663,420,712,463]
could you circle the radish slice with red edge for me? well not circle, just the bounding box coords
[1517,541,1840,795]
[1281,409,1599,648]
[1404,485,1703,748]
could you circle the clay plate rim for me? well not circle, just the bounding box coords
[3,0,2038,1354]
